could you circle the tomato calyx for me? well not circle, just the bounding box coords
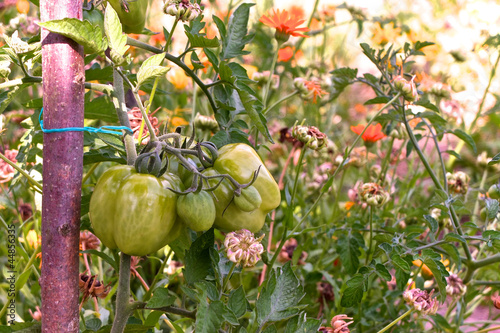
[135,141,168,177]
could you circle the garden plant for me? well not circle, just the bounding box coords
[1,0,500,332]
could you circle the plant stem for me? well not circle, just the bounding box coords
[377,308,413,333]
[378,136,394,184]
[125,37,218,114]
[81,162,100,186]
[111,253,132,333]
[262,89,299,115]
[473,168,488,224]
[137,78,159,145]
[142,249,172,302]
[262,42,281,108]
[112,68,137,165]
[165,16,180,52]
[222,262,237,292]
[0,151,42,191]
[365,206,374,265]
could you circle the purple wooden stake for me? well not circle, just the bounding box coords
[40,0,84,332]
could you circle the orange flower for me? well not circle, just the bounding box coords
[371,22,401,46]
[259,9,310,41]
[350,123,386,143]
[304,80,327,103]
[16,0,29,14]
[278,46,294,62]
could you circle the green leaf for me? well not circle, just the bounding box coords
[184,229,214,285]
[0,85,24,114]
[220,3,254,60]
[391,254,411,273]
[237,88,273,143]
[256,263,305,326]
[228,286,247,318]
[415,99,439,113]
[485,198,499,219]
[37,19,107,55]
[431,314,453,331]
[340,274,366,307]
[284,313,321,333]
[104,4,129,56]
[489,152,500,165]
[443,233,466,244]
[364,96,389,105]
[146,288,176,309]
[337,234,361,275]
[185,31,220,48]
[441,243,461,271]
[422,249,449,302]
[375,263,391,281]
[10,322,41,332]
[136,53,169,88]
[86,318,102,331]
[85,94,119,123]
[483,230,500,240]
[80,249,118,271]
[451,129,477,154]
[195,297,238,332]
[423,215,438,233]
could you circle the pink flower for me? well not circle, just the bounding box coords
[0,149,18,183]
[224,229,264,267]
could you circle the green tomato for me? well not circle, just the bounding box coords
[234,185,262,212]
[83,5,105,33]
[203,143,281,233]
[176,191,216,232]
[488,184,500,200]
[89,165,182,256]
[106,0,148,34]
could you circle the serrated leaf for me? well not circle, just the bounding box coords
[237,88,273,142]
[220,3,254,60]
[422,249,449,302]
[485,198,500,219]
[184,229,214,285]
[185,31,220,48]
[136,53,169,88]
[146,288,176,309]
[340,274,366,307]
[84,95,119,123]
[104,5,129,56]
[441,243,461,271]
[375,264,391,281]
[444,233,466,244]
[284,313,321,333]
[38,19,107,55]
[484,230,500,240]
[256,263,305,326]
[423,215,439,233]
[337,234,361,275]
[415,99,439,113]
[391,254,411,273]
[0,85,23,114]
[451,129,477,154]
[228,286,247,318]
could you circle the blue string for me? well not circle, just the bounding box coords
[39,108,133,135]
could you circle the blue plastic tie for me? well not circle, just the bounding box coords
[39,108,133,135]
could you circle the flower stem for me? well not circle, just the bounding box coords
[262,42,281,108]
[365,206,374,265]
[377,308,413,333]
[165,16,180,52]
[262,90,299,115]
[0,151,43,191]
[137,77,159,145]
[222,262,237,292]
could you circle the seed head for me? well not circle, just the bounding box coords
[446,171,470,195]
[403,287,439,315]
[224,229,264,267]
[359,182,390,207]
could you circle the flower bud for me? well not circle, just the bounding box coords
[477,151,491,168]
[291,122,328,151]
[393,75,418,102]
[447,171,470,195]
[403,287,439,316]
[359,182,390,207]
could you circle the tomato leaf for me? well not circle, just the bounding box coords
[37,18,107,56]
[136,53,169,88]
[340,274,366,307]
[184,229,214,285]
[284,312,321,333]
[146,288,176,309]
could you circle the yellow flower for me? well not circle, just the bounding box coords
[167,67,190,90]
[241,64,258,80]
[171,116,189,128]
[26,230,40,249]
[371,22,401,46]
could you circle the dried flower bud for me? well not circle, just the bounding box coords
[393,75,418,102]
[446,274,467,298]
[79,273,111,303]
[429,82,451,99]
[330,314,353,333]
[278,238,308,265]
[194,113,218,132]
[224,229,264,267]
[447,171,470,195]
[403,287,439,315]
[79,231,100,251]
[252,70,280,88]
[128,107,160,143]
[0,149,18,183]
[359,182,390,207]
[293,77,328,103]
[317,281,334,302]
[291,122,328,151]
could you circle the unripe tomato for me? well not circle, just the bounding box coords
[234,185,262,212]
[176,191,216,232]
[89,165,182,256]
[107,0,148,34]
[83,5,105,33]
[488,184,500,199]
